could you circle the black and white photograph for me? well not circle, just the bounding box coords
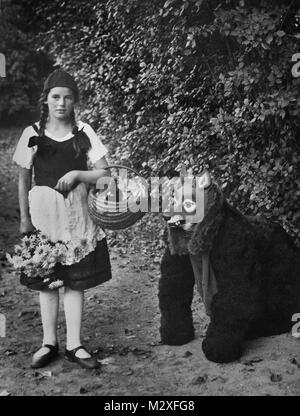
[0,0,299,398]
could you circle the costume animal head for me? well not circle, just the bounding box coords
[163,171,224,256]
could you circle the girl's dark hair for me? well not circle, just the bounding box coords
[38,91,49,137]
[38,89,81,158]
[70,108,81,158]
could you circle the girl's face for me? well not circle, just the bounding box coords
[46,87,75,121]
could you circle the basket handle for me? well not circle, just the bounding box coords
[103,164,142,177]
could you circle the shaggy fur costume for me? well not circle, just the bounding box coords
[159,181,300,363]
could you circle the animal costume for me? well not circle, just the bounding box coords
[159,171,300,363]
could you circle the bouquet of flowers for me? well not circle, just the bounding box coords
[6,230,66,290]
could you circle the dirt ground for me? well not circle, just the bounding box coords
[0,128,299,396]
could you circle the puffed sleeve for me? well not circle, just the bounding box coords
[12,126,38,169]
[81,123,109,164]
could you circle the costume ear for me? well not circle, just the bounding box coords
[197,170,211,189]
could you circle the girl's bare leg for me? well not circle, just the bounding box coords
[64,287,91,358]
[33,289,59,359]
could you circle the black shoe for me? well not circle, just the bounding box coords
[65,346,100,369]
[31,344,59,369]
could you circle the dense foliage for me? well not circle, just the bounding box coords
[0,1,52,124]
[10,0,300,240]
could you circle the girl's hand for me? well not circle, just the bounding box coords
[54,170,79,192]
[20,218,35,235]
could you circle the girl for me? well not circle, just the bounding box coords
[13,69,112,370]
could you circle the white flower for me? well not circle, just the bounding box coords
[6,252,12,263]
[48,280,64,290]
[35,245,46,256]
[42,245,52,256]
[22,238,31,249]
[23,250,32,260]
[11,255,23,269]
[39,233,48,242]
[14,245,23,255]
[31,253,41,264]
[52,243,67,261]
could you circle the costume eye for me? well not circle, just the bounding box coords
[183,198,196,214]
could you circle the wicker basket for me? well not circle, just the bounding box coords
[87,165,147,230]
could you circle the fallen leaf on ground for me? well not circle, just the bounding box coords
[18,310,38,318]
[99,357,115,365]
[130,347,152,357]
[192,375,208,385]
[148,341,162,347]
[123,369,134,376]
[242,357,263,366]
[242,367,255,372]
[270,373,282,382]
[290,358,300,368]
[41,371,52,377]
[5,350,16,356]
[210,376,227,383]
[80,387,88,394]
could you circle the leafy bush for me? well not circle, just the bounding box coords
[0,0,53,125]
[25,0,300,241]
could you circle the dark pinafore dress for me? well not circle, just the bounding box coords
[20,125,112,291]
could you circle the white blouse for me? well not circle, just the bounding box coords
[12,121,107,265]
[13,120,108,169]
